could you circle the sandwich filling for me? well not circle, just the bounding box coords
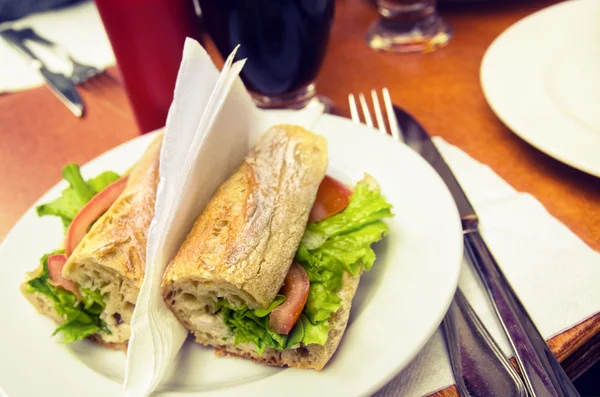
[211,174,393,354]
[26,250,109,343]
[25,164,120,343]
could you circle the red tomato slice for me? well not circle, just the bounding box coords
[269,262,310,335]
[47,254,80,298]
[64,176,128,257]
[308,175,352,223]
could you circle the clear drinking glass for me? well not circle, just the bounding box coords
[198,0,335,110]
[366,0,452,53]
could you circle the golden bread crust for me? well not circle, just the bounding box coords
[162,125,328,309]
[63,134,162,287]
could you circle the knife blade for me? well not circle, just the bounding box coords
[393,105,580,397]
[1,28,84,117]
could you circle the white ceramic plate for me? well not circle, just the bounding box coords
[0,113,462,397]
[481,0,600,178]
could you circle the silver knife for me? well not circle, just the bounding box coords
[444,289,526,396]
[1,28,84,117]
[393,105,580,397]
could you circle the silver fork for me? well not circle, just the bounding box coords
[349,88,403,142]
[19,27,117,86]
[349,88,527,397]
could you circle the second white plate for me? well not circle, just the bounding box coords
[481,0,600,178]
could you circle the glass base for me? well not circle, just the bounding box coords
[366,16,453,53]
[307,95,339,115]
[251,84,317,110]
[250,84,337,114]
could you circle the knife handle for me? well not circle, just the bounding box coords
[464,230,581,397]
[442,288,527,397]
[0,29,43,70]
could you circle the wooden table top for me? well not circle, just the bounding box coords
[1,0,598,395]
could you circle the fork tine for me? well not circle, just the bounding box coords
[383,88,403,142]
[348,94,360,123]
[371,89,388,135]
[78,78,91,89]
[358,93,373,129]
[97,70,119,85]
[80,74,105,90]
[105,71,120,85]
[78,70,117,88]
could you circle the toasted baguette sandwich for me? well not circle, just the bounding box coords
[162,125,393,369]
[21,135,162,349]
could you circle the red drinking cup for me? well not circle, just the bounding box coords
[95,0,204,133]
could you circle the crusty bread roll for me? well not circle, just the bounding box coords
[162,124,335,368]
[21,134,162,349]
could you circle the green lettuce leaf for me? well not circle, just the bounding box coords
[216,295,286,355]
[304,282,342,323]
[87,171,121,193]
[81,288,106,315]
[27,252,108,343]
[36,164,120,229]
[318,221,389,274]
[285,314,330,348]
[294,176,391,344]
[218,175,393,353]
[301,175,393,250]
[253,295,287,317]
[301,315,330,346]
[285,317,305,348]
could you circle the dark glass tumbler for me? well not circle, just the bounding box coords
[198,0,335,109]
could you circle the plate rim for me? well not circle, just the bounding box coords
[480,0,600,178]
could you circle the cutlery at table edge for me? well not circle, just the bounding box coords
[16,27,116,86]
[388,98,580,397]
[349,89,527,397]
[0,28,84,117]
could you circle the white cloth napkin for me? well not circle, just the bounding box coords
[0,0,114,93]
[123,39,261,397]
[374,138,600,397]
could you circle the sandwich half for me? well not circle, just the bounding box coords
[21,135,162,349]
[162,124,393,369]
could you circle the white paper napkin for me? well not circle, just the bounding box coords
[0,0,114,93]
[374,137,600,397]
[123,38,261,397]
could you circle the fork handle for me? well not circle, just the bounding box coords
[0,29,43,69]
[442,288,527,397]
[464,231,580,397]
